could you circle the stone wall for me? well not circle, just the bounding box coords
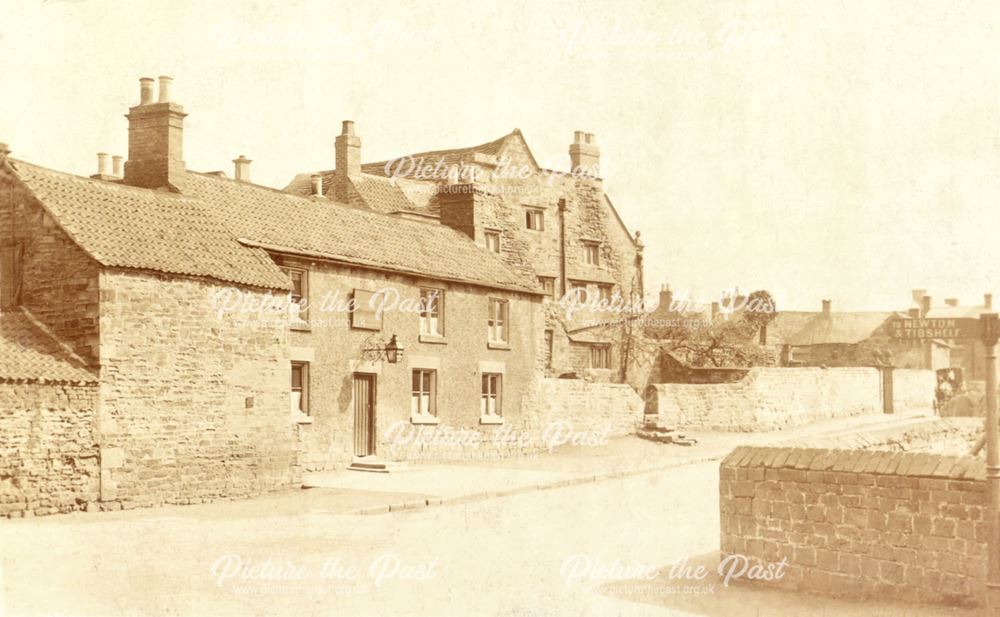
[720,446,986,607]
[649,367,883,431]
[535,377,644,438]
[436,135,642,379]
[649,367,935,431]
[0,380,100,517]
[278,259,544,470]
[892,368,936,413]
[97,270,299,509]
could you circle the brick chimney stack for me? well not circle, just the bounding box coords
[986,294,993,310]
[822,299,831,316]
[0,143,11,166]
[123,75,188,190]
[660,284,673,313]
[945,298,959,307]
[232,155,251,182]
[921,295,932,317]
[334,120,361,202]
[569,131,600,178]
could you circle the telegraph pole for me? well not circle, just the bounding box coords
[982,312,1000,615]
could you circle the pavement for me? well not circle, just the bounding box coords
[302,410,943,516]
[0,410,980,617]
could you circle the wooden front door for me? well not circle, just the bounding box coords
[353,374,377,457]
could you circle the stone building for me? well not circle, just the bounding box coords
[0,75,569,514]
[285,121,644,382]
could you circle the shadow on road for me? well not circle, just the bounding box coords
[597,551,981,617]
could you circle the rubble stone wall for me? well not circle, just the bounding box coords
[0,381,100,517]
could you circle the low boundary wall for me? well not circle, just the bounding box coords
[648,367,934,431]
[720,446,986,607]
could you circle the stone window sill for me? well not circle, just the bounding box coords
[410,414,440,425]
[419,334,447,344]
[479,415,504,425]
[487,341,511,351]
[290,320,311,332]
[293,413,313,425]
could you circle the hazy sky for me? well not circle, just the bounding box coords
[1,0,997,311]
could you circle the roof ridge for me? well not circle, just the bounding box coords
[361,131,516,168]
[11,159,195,200]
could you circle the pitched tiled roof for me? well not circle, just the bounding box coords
[10,160,290,290]
[284,171,439,215]
[786,312,895,346]
[0,310,96,383]
[283,132,523,213]
[175,172,541,295]
[359,133,511,178]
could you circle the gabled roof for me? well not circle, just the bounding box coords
[926,305,991,319]
[175,172,541,295]
[786,312,896,346]
[283,131,537,213]
[0,310,96,384]
[360,132,515,178]
[8,160,290,290]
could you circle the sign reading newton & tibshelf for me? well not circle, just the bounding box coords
[889,317,981,341]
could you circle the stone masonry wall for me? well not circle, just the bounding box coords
[97,270,299,510]
[535,378,644,438]
[650,367,884,431]
[720,446,986,607]
[892,368,936,414]
[443,136,641,380]
[0,381,100,517]
[280,258,544,470]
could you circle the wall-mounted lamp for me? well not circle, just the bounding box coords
[364,334,404,364]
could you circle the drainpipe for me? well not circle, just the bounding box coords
[558,198,567,298]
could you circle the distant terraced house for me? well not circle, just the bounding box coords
[0,75,643,516]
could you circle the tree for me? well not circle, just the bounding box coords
[742,290,778,345]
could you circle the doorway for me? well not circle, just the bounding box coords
[353,373,377,457]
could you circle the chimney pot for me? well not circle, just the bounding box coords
[158,76,173,103]
[310,174,323,196]
[341,120,355,136]
[711,302,719,321]
[139,77,155,105]
[945,298,959,307]
[822,299,831,315]
[232,155,251,182]
[921,295,932,317]
[97,152,111,176]
[908,308,920,318]
[574,130,585,144]
[911,288,927,304]
[585,133,596,145]
[112,155,124,177]
[986,294,994,310]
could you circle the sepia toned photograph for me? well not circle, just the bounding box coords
[0,1,998,615]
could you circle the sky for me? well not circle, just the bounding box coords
[1,0,997,311]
